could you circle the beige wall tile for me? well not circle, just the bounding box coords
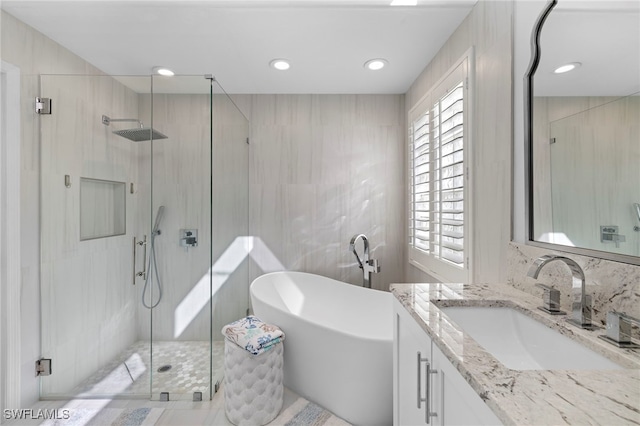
[247,93,405,291]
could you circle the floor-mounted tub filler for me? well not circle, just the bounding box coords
[250,271,393,426]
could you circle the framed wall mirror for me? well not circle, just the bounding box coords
[526,0,640,265]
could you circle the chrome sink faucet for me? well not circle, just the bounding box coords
[527,254,594,329]
[349,234,380,288]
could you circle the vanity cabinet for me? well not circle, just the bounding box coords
[394,297,433,425]
[393,298,502,426]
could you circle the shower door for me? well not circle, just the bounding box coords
[209,81,251,392]
[146,76,250,400]
[39,74,249,401]
[39,74,154,398]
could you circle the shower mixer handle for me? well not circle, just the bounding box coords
[365,258,381,274]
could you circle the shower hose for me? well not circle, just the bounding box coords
[142,232,163,309]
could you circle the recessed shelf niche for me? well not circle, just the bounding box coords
[80,177,126,240]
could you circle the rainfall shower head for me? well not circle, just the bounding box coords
[113,128,168,142]
[102,115,168,142]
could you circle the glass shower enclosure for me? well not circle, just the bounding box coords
[38,73,249,400]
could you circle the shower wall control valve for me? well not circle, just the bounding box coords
[600,225,625,248]
[180,229,198,248]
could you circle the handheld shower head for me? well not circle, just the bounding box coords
[634,203,640,222]
[152,206,165,236]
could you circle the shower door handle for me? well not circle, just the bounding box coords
[133,235,147,284]
[133,237,137,285]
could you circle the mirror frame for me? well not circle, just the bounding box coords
[524,0,640,266]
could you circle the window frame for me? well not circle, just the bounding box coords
[407,49,474,283]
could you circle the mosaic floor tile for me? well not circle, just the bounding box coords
[72,341,224,398]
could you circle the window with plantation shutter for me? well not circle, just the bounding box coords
[408,54,471,283]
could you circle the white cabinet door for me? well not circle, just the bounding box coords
[394,298,435,426]
[431,343,502,426]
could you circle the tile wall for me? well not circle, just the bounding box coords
[136,92,250,343]
[1,9,111,405]
[231,94,406,292]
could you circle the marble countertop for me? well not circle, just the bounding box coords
[390,282,640,425]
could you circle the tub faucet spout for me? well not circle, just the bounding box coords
[527,254,593,329]
[349,234,380,288]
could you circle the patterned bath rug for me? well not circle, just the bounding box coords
[40,407,164,426]
[280,398,351,426]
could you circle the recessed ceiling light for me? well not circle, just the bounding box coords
[553,62,581,74]
[390,0,417,5]
[153,67,174,76]
[364,59,388,71]
[269,59,290,71]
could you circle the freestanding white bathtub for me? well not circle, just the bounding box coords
[250,271,393,426]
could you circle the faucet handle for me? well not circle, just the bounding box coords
[614,311,640,327]
[599,311,640,349]
[365,258,381,273]
[535,283,565,315]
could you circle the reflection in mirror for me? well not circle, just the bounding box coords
[528,0,640,263]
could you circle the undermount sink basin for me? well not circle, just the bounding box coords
[440,306,623,371]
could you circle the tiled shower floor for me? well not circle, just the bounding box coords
[69,341,224,399]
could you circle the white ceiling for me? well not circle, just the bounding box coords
[1,0,478,94]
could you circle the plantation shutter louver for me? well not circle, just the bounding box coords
[409,110,431,253]
[408,55,470,283]
[435,82,465,266]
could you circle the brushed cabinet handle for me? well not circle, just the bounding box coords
[417,351,437,424]
[417,352,425,409]
[426,362,438,423]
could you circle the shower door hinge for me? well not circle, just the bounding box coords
[36,358,52,376]
[246,137,250,145]
[35,97,52,114]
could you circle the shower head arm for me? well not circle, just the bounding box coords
[102,115,144,128]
